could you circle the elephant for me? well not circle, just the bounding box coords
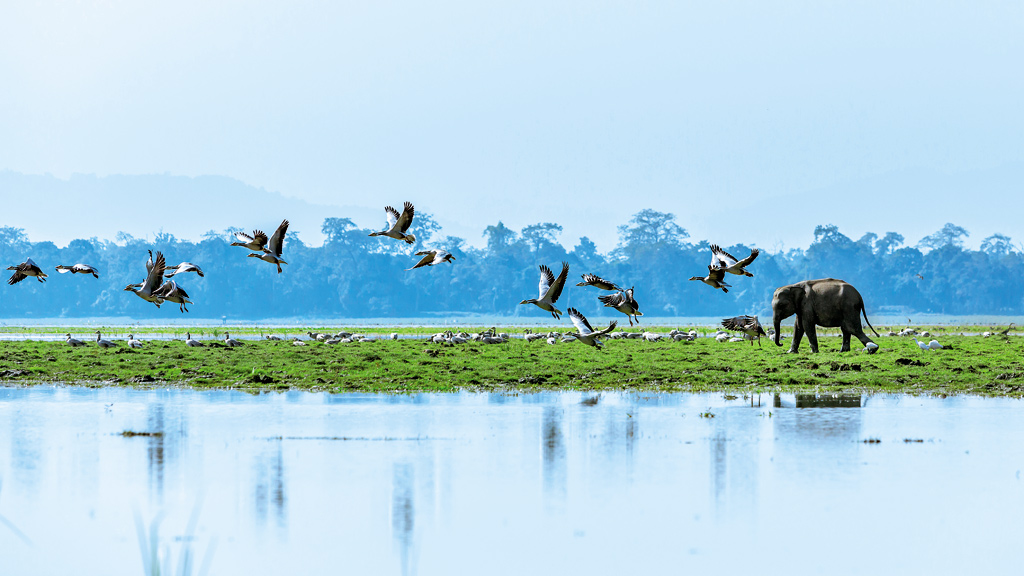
[771,278,879,353]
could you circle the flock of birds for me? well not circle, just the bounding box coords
[6,201,807,350]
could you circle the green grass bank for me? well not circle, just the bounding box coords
[2,333,1023,397]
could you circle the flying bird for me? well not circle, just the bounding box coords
[566,308,617,349]
[519,262,570,319]
[124,251,166,307]
[710,245,759,277]
[55,264,99,278]
[7,258,47,285]
[231,229,270,252]
[689,265,731,293]
[721,315,767,346]
[598,288,642,326]
[369,201,416,244]
[575,274,621,291]
[164,262,204,278]
[153,280,193,313]
[247,219,290,273]
[407,249,455,270]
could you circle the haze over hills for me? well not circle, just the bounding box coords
[2,164,1022,253]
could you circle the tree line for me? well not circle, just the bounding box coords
[0,213,1019,320]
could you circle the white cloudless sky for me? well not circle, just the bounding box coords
[1,1,1022,251]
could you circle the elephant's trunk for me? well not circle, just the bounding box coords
[773,317,782,346]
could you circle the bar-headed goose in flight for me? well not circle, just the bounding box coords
[153,280,192,313]
[598,287,642,326]
[247,219,289,273]
[95,331,117,348]
[721,315,767,346]
[407,249,455,270]
[369,202,416,244]
[231,229,269,252]
[519,262,569,320]
[165,262,204,278]
[689,265,731,293]
[711,245,759,277]
[55,264,99,278]
[567,308,617,349]
[575,274,621,291]
[7,258,47,285]
[124,251,166,307]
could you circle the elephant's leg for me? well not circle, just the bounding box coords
[840,328,852,352]
[788,318,804,353]
[805,324,820,353]
[842,318,874,347]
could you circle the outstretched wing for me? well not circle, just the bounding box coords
[707,265,726,282]
[537,264,555,299]
[721,315,753,331]
[268,219,289,256]
[408,251,436,270]
[234,231,254,243]
[384,206,400,231]
[711,245,738,267]
[142,252,166,292]
[594,319,618,337]
[396,201,415,233]
[577,273,620,291]
[568,307,594,335]
[8,264,28,285]
[598,291,626,307]
[735,248,759,268]
[544,261,570,303]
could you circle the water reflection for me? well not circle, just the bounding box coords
[541,406,566,507]
[254,441,287,530]
[391,463,416,576]
[1,389,1023,575]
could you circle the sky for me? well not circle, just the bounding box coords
[2,1,1022,252]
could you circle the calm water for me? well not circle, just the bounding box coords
[1,388,1023,575]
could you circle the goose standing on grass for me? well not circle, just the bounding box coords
[125,251,166,307]
[566,308,617,349]
[65,333,85,347]
[710,245,760,277]
[407,249,455,270]
[230,229,269,252]
[598,288,642,326]
[152,280,192,313]
[247,219,289,273]
[164,262,204,278]
[369,201,417,245]
[224,332,242,347]
[721,315,767,346]
[185,332,204,347]
[127,334,144,349]
[689,265,731,293]
[55,264,99,278]
[7,258,47,285]
[519,262,570,320]
[95,331,117,348]
[575,274,621,291]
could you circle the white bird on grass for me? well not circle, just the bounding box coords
[65,333,85,347]
[185,332,204,347]
[224,332,242,347]
[127,334,144,349]
[95,331,116,348]
[913,338,930,351]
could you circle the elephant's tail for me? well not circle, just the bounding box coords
[862,306,880,337]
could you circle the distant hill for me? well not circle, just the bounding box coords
[0,171,381,247]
